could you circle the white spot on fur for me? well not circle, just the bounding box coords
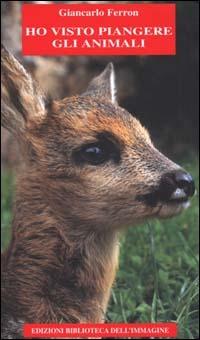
[38,95,45,111]
[110,65,117,104]
[182,201,190,209]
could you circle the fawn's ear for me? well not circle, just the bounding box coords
[83,62,117,104]
[1,45,46,136]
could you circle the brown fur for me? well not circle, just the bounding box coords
[1,46,191,338]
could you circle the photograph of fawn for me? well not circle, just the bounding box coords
[1,43,197,339]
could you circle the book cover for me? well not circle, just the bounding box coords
[1,1,199,339]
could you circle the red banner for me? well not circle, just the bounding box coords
[22,4,176,56]
[24,322,178,338]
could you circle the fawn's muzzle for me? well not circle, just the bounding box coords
[159,170,195,203]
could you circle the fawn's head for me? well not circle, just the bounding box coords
[1,45,195,230]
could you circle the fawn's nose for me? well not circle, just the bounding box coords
[159,170,195,202]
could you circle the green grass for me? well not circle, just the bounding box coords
[1,169,15,251]
[1,155,199,339]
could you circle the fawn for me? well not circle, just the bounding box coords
[1,45,195,339]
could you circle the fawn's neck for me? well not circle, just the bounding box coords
[4,171,119,322]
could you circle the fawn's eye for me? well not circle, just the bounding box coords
[82,144,108,165]
[73,138,120,166]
